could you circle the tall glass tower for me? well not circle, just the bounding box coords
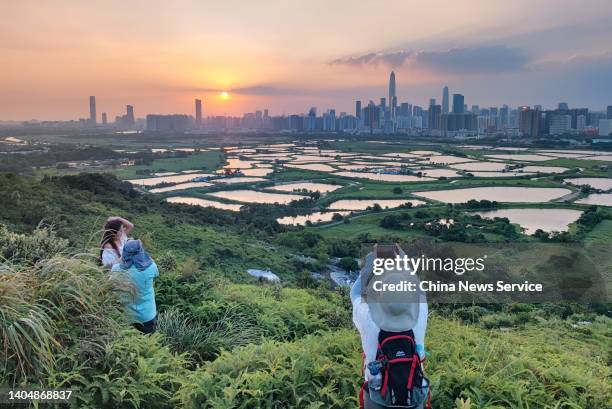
[388,71,396,121]
[442,86,449,114]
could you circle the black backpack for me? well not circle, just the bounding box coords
[360,330,430,409]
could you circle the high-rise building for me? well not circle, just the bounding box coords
[549,114,572,135]
[452,94,464,114]
[288,115,303,131]
[126,105,135,127]
[363,101,380,133]
[558,102,569,110]
[519,107,540,137]
[429,98,436,107]
[101,112,107,125]
[441,112,477,134]
[428,105,441,130]
[442,86,449,114]
[146,114,192,132]
[607,105,612,119]
[323,109,336,132]
[89,96,97,125]
[598,119,612,137]
[399,103,411,117]
[195,99,202,128]
[576,115,587,131]
[306,107,317,132]
[388,71,396,119]
[500,105,509,128]
[355,100,362,119]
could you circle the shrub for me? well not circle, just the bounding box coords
[157,252,178,272]
[338,257,358,272]
[180,257,200,280]
[175,329,362,409]
[0,224,68,264]
[380,214,403,229]
[157,307,260,362]
[331,213,344,222]
[452,306,492,323]
[49,331,187,409]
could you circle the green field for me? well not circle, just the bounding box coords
[1,134,611,408]
[113,151,225,178]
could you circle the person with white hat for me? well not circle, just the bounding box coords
[351,244,429,409]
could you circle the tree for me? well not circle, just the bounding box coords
[338,257,358,272]
[533,229,549,241]
[331,213,344,222]
[380,214,402,229]
[393,187,403,194]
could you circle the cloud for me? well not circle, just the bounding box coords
[331,45,529,75]
[230,85,306,96]
[331,51,412,67]
[444,51,612,109]
[188,84,307,96]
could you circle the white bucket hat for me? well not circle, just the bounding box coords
[362,244,422,332]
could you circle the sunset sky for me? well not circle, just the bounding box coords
[1,0,612,120]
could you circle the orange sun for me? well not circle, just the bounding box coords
[219,91,230,100]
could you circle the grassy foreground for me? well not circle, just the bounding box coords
[1,225,610,408]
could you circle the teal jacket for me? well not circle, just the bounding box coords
[113,262,159,323]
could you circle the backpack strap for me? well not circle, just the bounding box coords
[361,351,366,377]
[359,381,368,409]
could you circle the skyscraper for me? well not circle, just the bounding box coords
[519,107,540,137]
[101,112,107,125]
[428,105,441,130]
[306,107,317,132]
[89,96,96,125]
[607,105,612,119]
[355,100,362,119]
[442,86,449,114]
[126,105,135,127]
[452,94,465,114]
[195,99,202,128]
[364,101,380,133]
[429,98,436,107]
[500,105,509,128]
[388,71,396,120]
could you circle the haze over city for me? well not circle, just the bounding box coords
[2,0,612,121]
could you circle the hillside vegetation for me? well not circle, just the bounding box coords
[0,173,610,408]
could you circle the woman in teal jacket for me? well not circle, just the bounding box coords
[112,239,159,334]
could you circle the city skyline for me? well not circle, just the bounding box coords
[100,72,612,139]
[2,1,612,120]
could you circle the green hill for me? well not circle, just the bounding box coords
[0,173,610,408]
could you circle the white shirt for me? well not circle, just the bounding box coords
[101,233,127,268]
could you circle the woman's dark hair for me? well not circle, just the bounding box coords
[100,219,123,262]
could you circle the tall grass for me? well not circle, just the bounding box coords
[157,306,261,362]
[0,226,130,385]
